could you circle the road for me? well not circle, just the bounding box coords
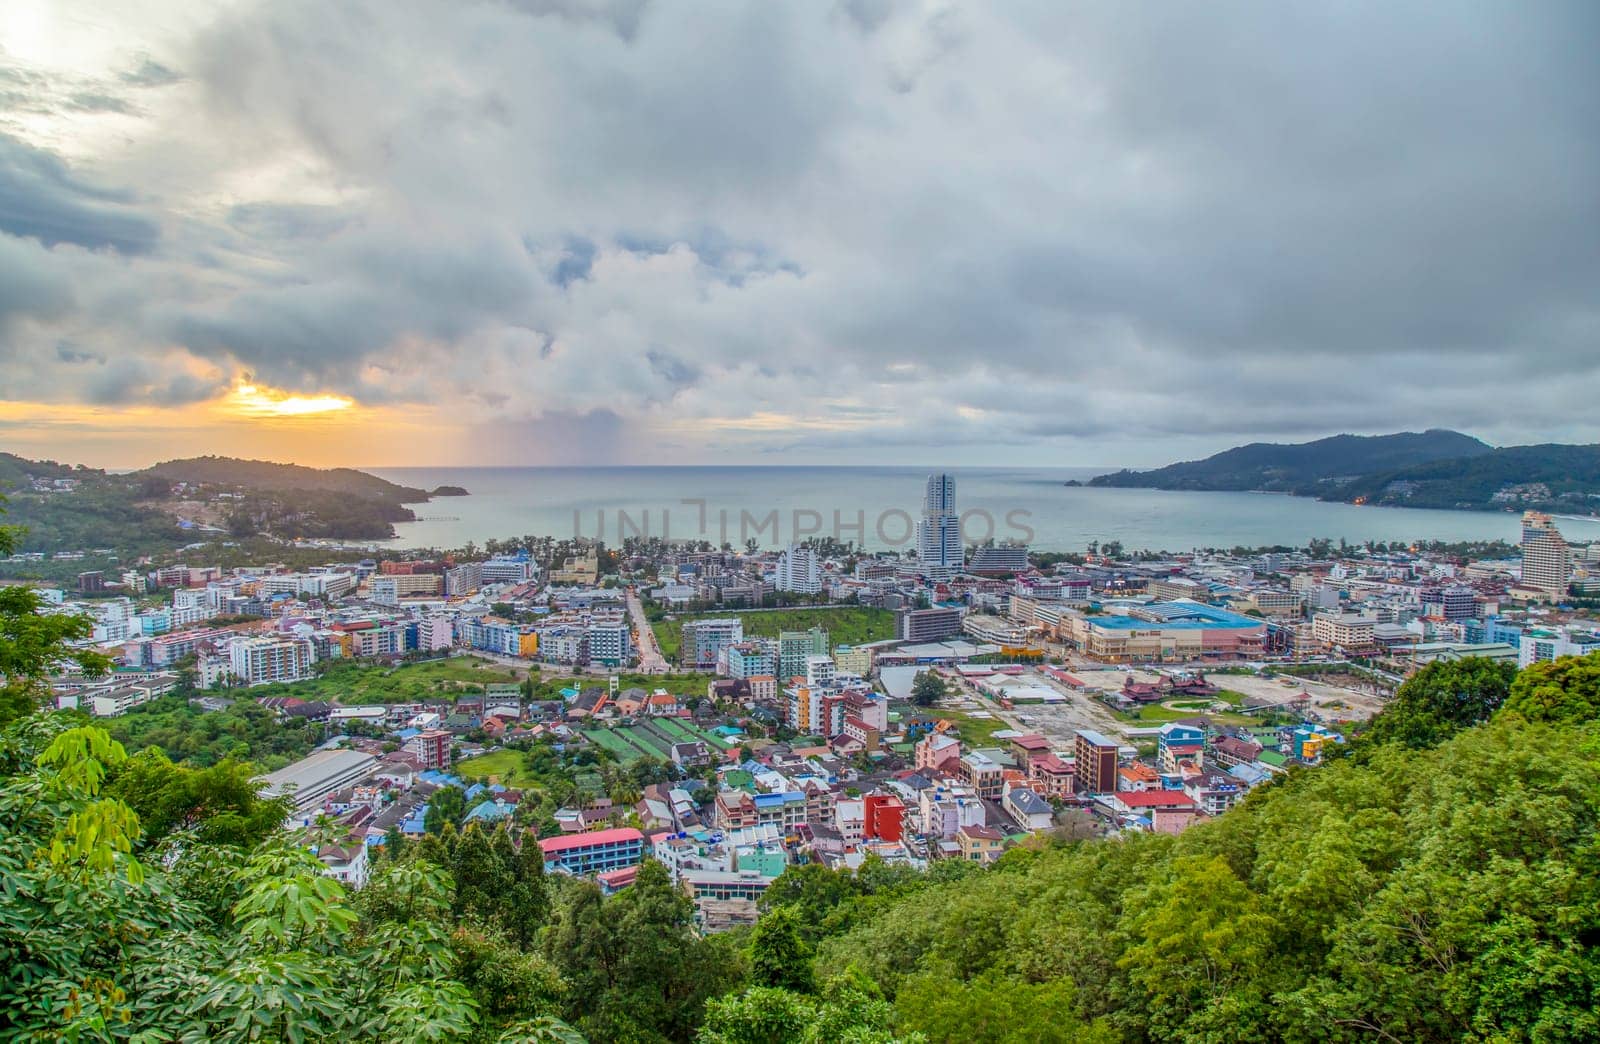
[627,588,670,674]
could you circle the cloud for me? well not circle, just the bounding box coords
[0,136,159,253]
[0,0,1596,467]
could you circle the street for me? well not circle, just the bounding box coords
[627,587,670,674]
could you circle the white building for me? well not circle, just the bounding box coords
[229,635,317,686]
[804,654,836,691]
[479,554,538,584]
[1520,512,1571,599]
[915,473,962,581]
[775,546,822,594]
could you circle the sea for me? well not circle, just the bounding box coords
[364,466,1600,554]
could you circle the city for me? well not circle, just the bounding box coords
[3,0,1598,1040]
[24,472,1599,924]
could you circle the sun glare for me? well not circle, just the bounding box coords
[227,382,355,418]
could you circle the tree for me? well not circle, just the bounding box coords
[748,905,815,993]
[1358,657,1515,750]
[910,670,948,707]
[107,748,291,849]
[1502,651,1600,724]
[425,784,467,834]
[0,501,110,724]
[698,978,913,1044]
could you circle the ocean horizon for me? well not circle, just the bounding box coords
[365,465,1600,553]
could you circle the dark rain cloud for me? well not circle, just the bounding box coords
[0,136,159,254]
[2,0,1597,463]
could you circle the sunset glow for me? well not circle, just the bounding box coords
[226,383,355,418]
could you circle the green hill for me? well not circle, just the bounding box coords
[1340,442,1600,511]
[0,452,458,554]
[136,456,430,501]
[1089,429,1491,492]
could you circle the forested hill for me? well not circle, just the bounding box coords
[1338,442,1600,511]
[0,453,461,553]
[136,456,430,502]
[1089,429,1491,492]
[7,625,1600,1039]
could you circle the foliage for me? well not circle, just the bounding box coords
[544,859,743,1040]
[1503,652,1600,724]
[1089,430,1491,493]
[245,656,522,706]
[909,670,948,707]
[0,507,111,723]
[105,694,322,770]
[698,978,916,1044]
[796,655,1600,1043]
[1356,657,1515,750]
[107,747,291,848]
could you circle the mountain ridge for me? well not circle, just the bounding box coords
[1089,430,1492,493]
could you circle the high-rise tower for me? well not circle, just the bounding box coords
[1521,511,1570,599]
[916,473,962,580]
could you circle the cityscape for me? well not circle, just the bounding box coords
[3,1,1599,1042]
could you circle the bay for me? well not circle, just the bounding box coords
[366,466,1600,553]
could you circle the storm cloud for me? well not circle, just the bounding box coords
[1,0,1597,465]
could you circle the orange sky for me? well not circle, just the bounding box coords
[0,382,459,469]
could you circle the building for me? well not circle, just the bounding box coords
[1148,577,1209,602]
[961,613,1030,645]
[229,636,317,686]
[968,545,1030,575]
[863,794,906,842]
[258,750,380,817]
[777,627,829,681]
[1247,590,1304,619]
[682,618,744,670]
[804,654,836,691]
[444,561,483,595]
[1520,512,1571,599]
[896,607,963,643]
[915,473,963,580]
[775,545,822,594]
[538,827,646,876]
[955,824,1006,863]
[1057,602,1267,663]
[1436,585,1479,621]
[457,616,537,658]
[1003,785,1054,832]
[723,641,776,679]
[919,784,986,839]
[370,574,442,604]
[1074,730,1119,795]
[1311,612,1378,653]
[406,729,452,771]
[1518,628,1600,667]
[479,553,538,584]
[585,624,631,667]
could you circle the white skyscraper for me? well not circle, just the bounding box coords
[916,473,962,581]
[1521,511,1571,599]
[776,545,823,594]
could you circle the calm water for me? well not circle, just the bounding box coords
[366,466,1600,553]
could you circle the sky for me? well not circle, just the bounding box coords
[1,0,1597,470]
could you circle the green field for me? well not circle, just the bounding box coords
[249,656,522,705]
[653,606,895,662]
[455,749,543,786]
[1120,704,1256,727]
[920,707,1012,747]
[526,672,714,702]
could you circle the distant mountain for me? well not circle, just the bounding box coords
[1089,430,1492,493]
[0,453,466,556]
[1342,443,1600,512]
[136,456,430,502]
